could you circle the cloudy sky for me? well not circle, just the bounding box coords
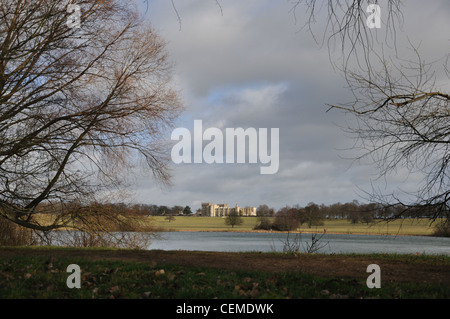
[127,0,450,211]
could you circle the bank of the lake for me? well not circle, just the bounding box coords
[152,216,437,236]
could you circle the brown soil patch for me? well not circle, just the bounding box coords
[0,248,449,285]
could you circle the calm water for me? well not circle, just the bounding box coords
[148,231,450,255]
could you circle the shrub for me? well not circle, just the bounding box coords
[253,217,272,230]
[432,220,450,237]
[0,217,35,246]
[272,210,299,231]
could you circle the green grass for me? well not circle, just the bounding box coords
[0,252,448,299]
[153,216,261,232]
[35,213,437,236]
[152,216,436,236]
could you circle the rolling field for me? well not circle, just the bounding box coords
[151,216,436,236]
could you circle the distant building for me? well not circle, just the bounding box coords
[201,202,256,217]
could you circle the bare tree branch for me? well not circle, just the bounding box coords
[0,0,182,231]
[296,1,449,220]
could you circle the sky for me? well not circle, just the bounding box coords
[126,0,450,212]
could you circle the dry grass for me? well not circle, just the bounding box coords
[150,216,436,236]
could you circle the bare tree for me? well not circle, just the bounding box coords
[290,0,404,73]
[294,1,450,222]
[0,1,182,232]
[225,210,244,228]
[333,51,450,219]
[273,206,300,231]
[256,204,275,217]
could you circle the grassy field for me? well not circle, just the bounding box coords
[34,213,437,236]
[0,247,448,299]
[2,218,443,302]
[151,216,436,236]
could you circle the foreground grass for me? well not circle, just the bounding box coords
[0,248,448,299]
[153,216,436,236]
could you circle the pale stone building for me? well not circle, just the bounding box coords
[201,202,256,217]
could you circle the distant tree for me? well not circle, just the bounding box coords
[225,211,243,228]
[256,204,275,217]
[253,216,272,230]
[360,203,378,224]
[170,205,184,215]
[319,204,330,219]
[342,201,359,221]
[348,210,361,224]
[183,206,193,215]
[157,206,169,216]
[361,212,374,224]
[165,214,175,223]
[329,202,345,219]
[299,202,325,228]
[272,207,299,231]
[147,205,159,216]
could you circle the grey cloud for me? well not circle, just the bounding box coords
[130,0,450,210]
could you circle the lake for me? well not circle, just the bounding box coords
[148,231,450,255]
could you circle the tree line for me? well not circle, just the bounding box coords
[37,202,193,217]
[30,199,449,236]
[37,200,446,223]
[254,201,447,232]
